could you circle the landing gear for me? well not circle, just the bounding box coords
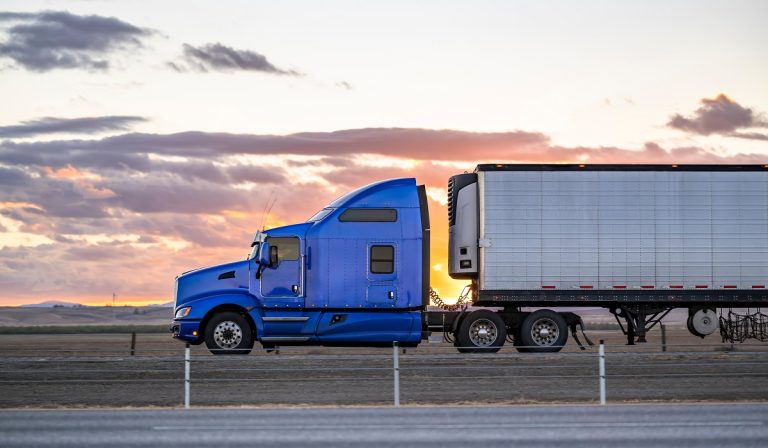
[610,306,672,345]
[455,310,506,353]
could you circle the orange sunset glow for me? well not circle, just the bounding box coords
[1,2,767,307]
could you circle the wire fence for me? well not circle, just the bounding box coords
[1,331,768,408]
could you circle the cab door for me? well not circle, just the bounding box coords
[260,236,303,302]
[366,243,398,306]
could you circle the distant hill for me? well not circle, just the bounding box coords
[147,301,174,308]
[0,306,171,327]
[19,300,85,308]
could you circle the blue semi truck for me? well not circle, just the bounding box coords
[171,165,768,353]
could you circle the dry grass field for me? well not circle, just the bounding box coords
[0,327,766,408]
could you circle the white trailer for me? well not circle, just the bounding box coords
[445,164,768,350]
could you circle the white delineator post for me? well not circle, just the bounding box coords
[599,339,606,405]
[393,342,400,407]
[184,343,191,409]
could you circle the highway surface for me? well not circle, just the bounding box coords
[1,404,766,447]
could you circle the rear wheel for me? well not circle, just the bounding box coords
[519,310,568,353]
[456,310,506,353]
[204,311,254,355]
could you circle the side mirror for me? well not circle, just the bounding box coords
[259,242,271,267]
[269,245,279,267]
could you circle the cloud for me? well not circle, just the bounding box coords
[0,166,31,186]
[4,127,767,172]
[0,115,147,138]
[170,43,301,75]
[668,94,768,140]
[0,128,549,165]
[0,11,152,71]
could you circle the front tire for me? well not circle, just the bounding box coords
[518,310,568,353]
[456,310,506,353]
[204,311,254,355]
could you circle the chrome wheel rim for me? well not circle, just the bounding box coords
[213,321,243,349]
[468,318,498,347]
[530,318,559,346]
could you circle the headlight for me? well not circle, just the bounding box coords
[175,307,191,319]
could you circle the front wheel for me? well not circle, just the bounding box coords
[455,310,507,353]
[518,310,568,353]
[204,311,254,355]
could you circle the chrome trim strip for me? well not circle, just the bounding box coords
[260,336,310,342]
[262,317,310,322]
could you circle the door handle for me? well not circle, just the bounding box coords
[292,285,299,294]
[388,291,395,300]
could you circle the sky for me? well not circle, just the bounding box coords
[0,0,767,306]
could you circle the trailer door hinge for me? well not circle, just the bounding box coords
[478,239,492,248]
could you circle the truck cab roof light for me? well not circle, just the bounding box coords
[613,285,627,289]
[753,285,766,289]
[641,285,655,289]
[695,285,708,288]
[541,285,556,289]
[579,285,593,289]
[670,285,683,289]
[723,285,737,289]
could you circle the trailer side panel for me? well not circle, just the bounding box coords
[475,166,768,303]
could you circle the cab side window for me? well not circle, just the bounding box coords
[267,237,299,261]
[370,245,394,274]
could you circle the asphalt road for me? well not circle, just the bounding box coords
[1,404,766,448]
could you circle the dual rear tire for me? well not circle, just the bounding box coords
[516,310,568,353]
[456,309,568,353]
[456,310,507,353]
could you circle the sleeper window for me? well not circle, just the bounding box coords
[339,208,397,222]
[370,245,394,274]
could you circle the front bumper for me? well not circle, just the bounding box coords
[170,319,201,343]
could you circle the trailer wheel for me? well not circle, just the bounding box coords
[204,311,254,355]
[519,310,568,353]
[456,310,506,353]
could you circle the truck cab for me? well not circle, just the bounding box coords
[171,178,430,353]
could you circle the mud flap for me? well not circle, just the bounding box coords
[569,319,595,350]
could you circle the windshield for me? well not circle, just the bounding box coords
[307,208,333,222]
